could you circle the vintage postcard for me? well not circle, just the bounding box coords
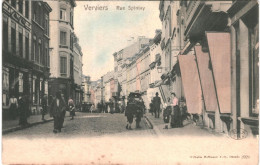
[1,0,259,164]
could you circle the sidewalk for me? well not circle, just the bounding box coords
[2,114,53,134]
[144,112,224,137]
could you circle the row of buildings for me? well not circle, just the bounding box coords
[2,0,84,117]
[89,0,259,138]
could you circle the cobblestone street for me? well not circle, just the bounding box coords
[3,112,155,138]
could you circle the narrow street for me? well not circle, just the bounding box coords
[3,112,156,138]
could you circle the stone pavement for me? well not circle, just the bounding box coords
[2,114,53,134]
[144,112,224,137]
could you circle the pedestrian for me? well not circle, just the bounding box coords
[90,104,95,113]
[68,97,75,120]
[18,94,30,126]
[60,93,67,128]
[9,94,18,120]
[125,97,134,130]
[109,99,114,114]
[152,92,161,118]
[135,97,144,128]
[50,91,66,133]
[170,92,181,128]
[163,97,172,129]
[41,94,48,121]
[149,99,154,116]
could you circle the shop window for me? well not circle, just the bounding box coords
[60,56,67,77]
[3,14,8,51]
[11,22,16,55]
[19,27,23,57]
[19,73,23,93]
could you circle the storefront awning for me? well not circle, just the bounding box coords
[179,54,203,114]
[195,45,218,112]
[206,32,231,114]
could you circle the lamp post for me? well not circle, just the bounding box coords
[157,66,169,73]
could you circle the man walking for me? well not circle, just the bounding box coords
[152,92,161,118]
[41,94,48,121]
[50,91,66,133]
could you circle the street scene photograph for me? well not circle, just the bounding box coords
[1,0,259,164]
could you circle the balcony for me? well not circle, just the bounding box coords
[184,1,232,42]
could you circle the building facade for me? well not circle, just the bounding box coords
[31,1,52,113]
[72,35,83,107]
[48,0,76,102]
[2,0,51,117]
[171,0,259,137]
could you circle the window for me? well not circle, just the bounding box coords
[3,15,8,51]
[45,44,49,67]
[32,37,36,61]
[11,0,16,8]
[25,1,29,19]
[70,11,73,26]
[60,31,67,45]
[38,41,42,64]
[70,32,73,50]
[33,11,36,21]
[25,32,29,60]
[45,15,49,36]
[18,73,23,93]
[60,56,67,77]
[11,22,16,55]
[19,27,23,57]
[60,9,66,21]
[18,0,23,14]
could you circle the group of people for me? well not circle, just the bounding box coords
[8,91,76,134]
[8,94,31,126]
[150,92,188,129]
[125,95,145,130]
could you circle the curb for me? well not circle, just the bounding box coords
[3,118,54,135]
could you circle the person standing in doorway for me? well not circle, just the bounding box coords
[9,94,18,120]
[18,94,30,126]
[50,91,66,133]
[171,92,181,128]
[152,92,161,118]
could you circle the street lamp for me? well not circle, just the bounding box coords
[157,66,169,73]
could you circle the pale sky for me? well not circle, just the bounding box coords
[74,1,161,81]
